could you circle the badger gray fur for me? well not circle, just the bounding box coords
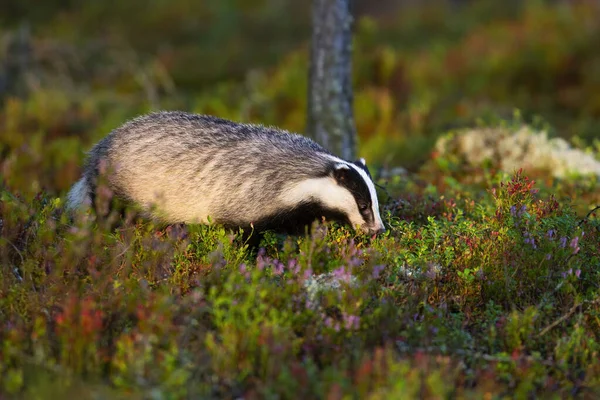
[66,111,386,235]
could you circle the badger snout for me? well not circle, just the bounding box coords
[374,226,386,235]
[363,224,386,236]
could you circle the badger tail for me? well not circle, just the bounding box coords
[65,177,92,210]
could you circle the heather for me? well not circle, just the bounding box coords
[2,1,600,398]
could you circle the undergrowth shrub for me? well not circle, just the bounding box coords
[1,2,600,397]
[2,148,600,398]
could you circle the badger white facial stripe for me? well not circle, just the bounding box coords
[279,177,365,229]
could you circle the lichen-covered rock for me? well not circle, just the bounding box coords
[435,126,600,178]
[303,270,359,310]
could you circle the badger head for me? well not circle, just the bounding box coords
[328,157,386,236]
[281,156,386,236]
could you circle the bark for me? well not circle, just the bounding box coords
[307,0,356,160]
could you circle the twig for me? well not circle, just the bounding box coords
[578,205,600,227]
[5,238,25,265]
[538,298,600,337]
[395,343,559,368]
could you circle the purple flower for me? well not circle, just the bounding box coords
[256,253,267,271]
[562,268,574,279]
[303,268,313,281]
[325,317,340,332]
[560,237,567,248]
[545,253,552,260]
[239,264,251,279]
[333,266,352,283]
[575,269,581,278]
[349,256,362,268]
[570,236,579,248]
[570,237,580,254]
[274,260,285,275]
[288,259,300,274]
[546,229,555,239]
[344,314,360,330]
[372,264,385,279]
[524,237,537,249]
[510,205,517,217]
[520,205,527,215]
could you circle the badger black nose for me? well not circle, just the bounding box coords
[372,226,386,235]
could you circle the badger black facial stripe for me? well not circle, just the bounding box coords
[346,163,379,219]
[333,166,372,214]
[348,161,383,230]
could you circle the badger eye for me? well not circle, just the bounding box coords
[358,203,368,211]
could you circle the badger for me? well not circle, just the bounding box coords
[66,111,386,236]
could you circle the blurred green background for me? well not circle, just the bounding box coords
[1,0,599,198]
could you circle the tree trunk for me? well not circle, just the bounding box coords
[307,0,356,161]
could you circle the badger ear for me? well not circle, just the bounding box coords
[332,163,351,183]
[357,157,366,166]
